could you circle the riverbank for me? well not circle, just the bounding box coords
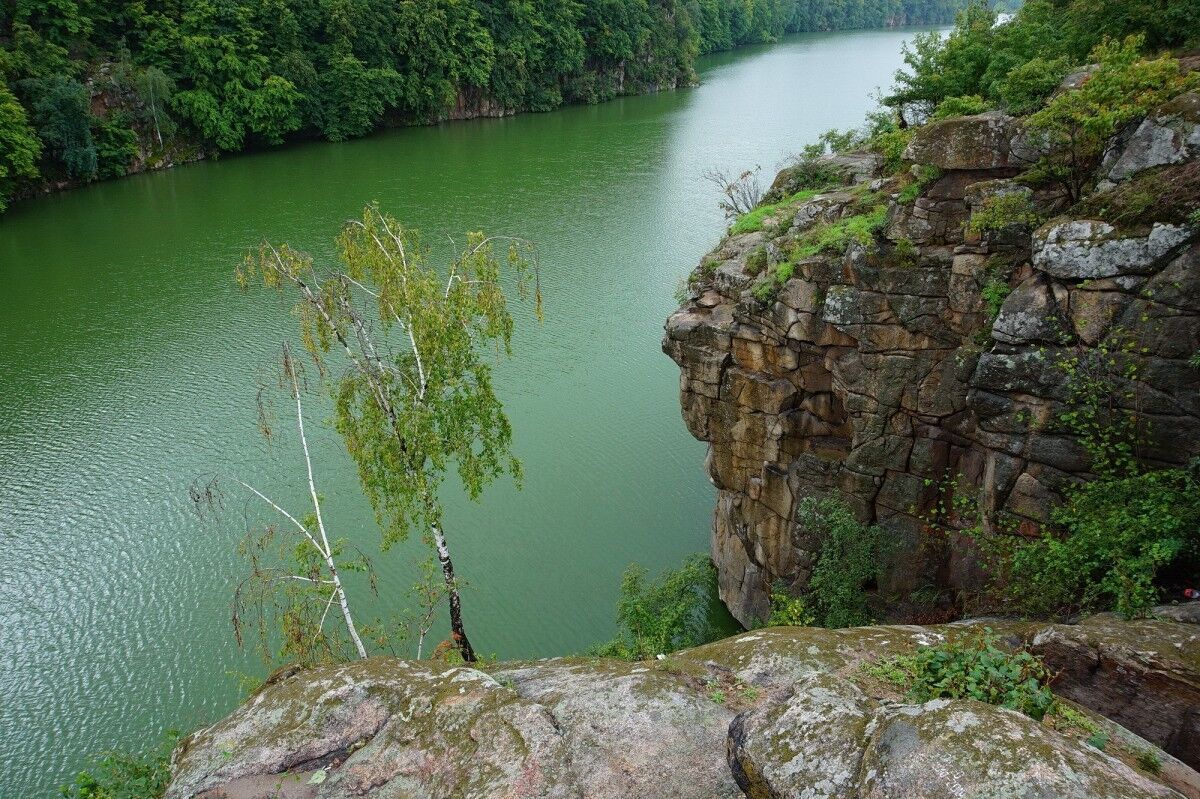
[1,0,968,214]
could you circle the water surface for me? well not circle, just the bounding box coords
[0,29,929,794]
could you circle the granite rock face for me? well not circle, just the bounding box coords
[166,619,1196,798]
[664,109,1200,628]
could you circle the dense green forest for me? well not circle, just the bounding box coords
[883,0,1200,120]
[0,0,968,212]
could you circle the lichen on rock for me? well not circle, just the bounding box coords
[164,618,1197,798]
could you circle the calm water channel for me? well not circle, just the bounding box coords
[1,28,933,795]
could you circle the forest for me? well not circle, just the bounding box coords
[0,0,968,212]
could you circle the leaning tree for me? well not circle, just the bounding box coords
[238,204,540,662]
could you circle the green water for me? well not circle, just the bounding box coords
[0,29,931,795]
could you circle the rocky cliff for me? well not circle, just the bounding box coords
[664,99,1200,627]
[165,613,1200,798]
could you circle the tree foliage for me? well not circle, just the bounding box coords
[885,0,1200,120]
[1006,469,1200,619]
[0,84,42,211]
[60,730,179,799]
[26,75,97,180]
[238,204,540,663]
[592,553,727,660]
[1023,37,1199,202]
[798,497,890,628]
[0,0,970,208]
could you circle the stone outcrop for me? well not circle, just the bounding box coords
[1100,93,1200,189]
[901,111,1030,171]
[166,618,1198,798]
[1032,611,1200,769]
[664,108,1200,628]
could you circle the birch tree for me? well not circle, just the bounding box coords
[237,204,540,663]
[195,344,371,665]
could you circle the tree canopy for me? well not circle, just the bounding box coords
[0,0,969,211]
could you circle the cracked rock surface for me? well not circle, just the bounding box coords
[165,619,1197,798]
[663,109,1200,630]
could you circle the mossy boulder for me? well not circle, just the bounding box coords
[1032,613,1200,770]
[165,620,1196,798]
[860,698,1178,799]
[903,112,1028,172]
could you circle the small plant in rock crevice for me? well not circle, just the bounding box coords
[761,498,891,629]
[898,165,941,204]
[1138,749,1164,774]
[893,236,919,267]
[981,274,1011,322]
[967,192,1041,236]
[744,246,768,276]
[906,630,1056,720]
[1055,328,1147,478]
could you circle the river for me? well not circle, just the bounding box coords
[0,28,932,795]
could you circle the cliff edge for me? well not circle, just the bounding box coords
[165,614,1200,798]
[664,98,1200,628]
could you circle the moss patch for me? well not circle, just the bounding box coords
[1074,160,1200,231]
[731,189,821,235]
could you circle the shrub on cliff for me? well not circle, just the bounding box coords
[802,498,892,628]
[592,554,728,659]
[931,94,990,120]
[765,498,891,629]
[1023,36,1200,202]
[61,731,177,799]
[1006,468,1200,618]
[967,192,1041,235]
[885,0,1200,120]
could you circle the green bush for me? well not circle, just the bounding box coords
[931,94,990,120]
[799,497,890,628]
[758,499,889,629]
[1006,469,1200,618]
[868,127,913,174]
[967,192,1041,235]
[981,273,1011,322]
[61,731,178,799]
[766,581,815,626]
[591,554,727,660]
[908,630,1055,720]
[997,56,1071,115]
